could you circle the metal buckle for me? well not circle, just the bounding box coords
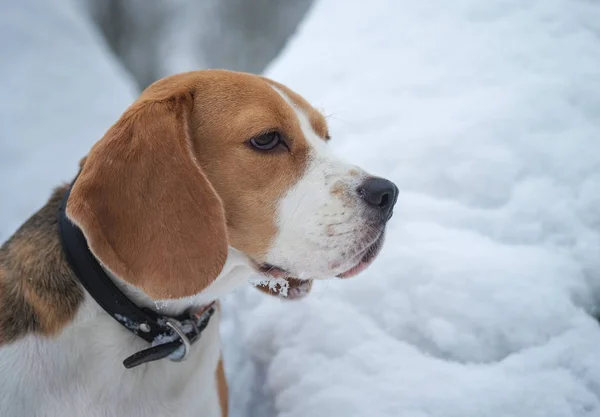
[165,319,191,362]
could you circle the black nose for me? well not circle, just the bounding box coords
[357,177,399,220]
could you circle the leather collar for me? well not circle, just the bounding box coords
[58,181,215,369]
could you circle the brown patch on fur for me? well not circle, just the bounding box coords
[216,356,229,417]
[169,71,325,260]
[331,183,345,196]
[330,181,355,209]
[0,187,84,343]
[67,90,229,300]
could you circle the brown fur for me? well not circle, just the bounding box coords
[67,70,328,299]
[216,357,229,417]
[67,90,229,300]
[0,187,84,343]
[179,71,325,259]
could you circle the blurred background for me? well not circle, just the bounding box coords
[83,0,313,88]
[2,1,600,417]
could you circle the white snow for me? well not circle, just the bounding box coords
[220,1,600,416]
[0,0,137,240]
[249,277,291,298]
[2,0,600,416]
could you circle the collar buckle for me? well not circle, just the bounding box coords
[121,304,216,369]
[165,319,192,362]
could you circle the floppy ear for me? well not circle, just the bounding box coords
[66,92,228,299]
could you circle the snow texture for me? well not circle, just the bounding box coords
[2,0,600,417]
[0,0,137,241]
[220,1,600,417]
[249,277,291,297]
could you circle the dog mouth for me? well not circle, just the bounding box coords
[254,231,385,284]
[256,263,291,279]
[336,232,385,278]
[252,264,313,300]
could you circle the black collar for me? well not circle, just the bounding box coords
[58,181,215,369]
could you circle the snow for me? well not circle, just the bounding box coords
[249,277,291,297]
[0,0,137,240]
[2,0,600,416]
[220,1,600,416]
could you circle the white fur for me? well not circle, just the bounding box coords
[0,247,253,417]
[109,247,253,316]
[267,87,377,279]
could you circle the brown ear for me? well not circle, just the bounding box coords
[66,92,228,299]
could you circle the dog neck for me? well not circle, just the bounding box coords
[92,249,254,368]
[102,248,254,317]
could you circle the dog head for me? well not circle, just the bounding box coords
[67,70,397,300]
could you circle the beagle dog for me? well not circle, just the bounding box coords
[0,70,397,417]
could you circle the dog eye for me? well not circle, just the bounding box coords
[249,132,284,151]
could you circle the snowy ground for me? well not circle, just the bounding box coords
[221,1,600,417]
[2,0,600,416]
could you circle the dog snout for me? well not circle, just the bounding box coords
[356,177,398,221]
